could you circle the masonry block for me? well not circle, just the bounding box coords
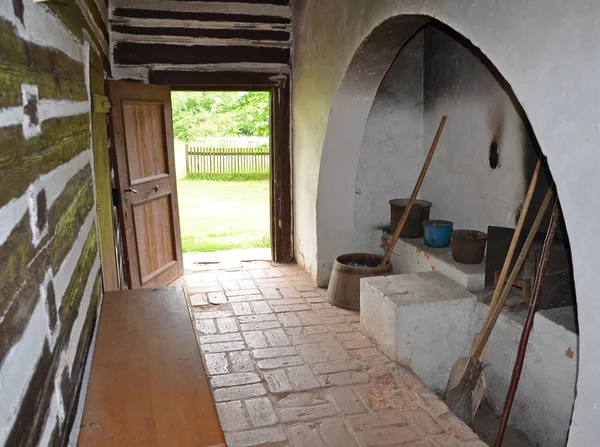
[361,272,477,394]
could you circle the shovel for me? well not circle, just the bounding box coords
[445,189,553,422]
[443,159,546,423]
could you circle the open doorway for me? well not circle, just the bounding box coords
[106,76,292,289]
[170,90,273,265]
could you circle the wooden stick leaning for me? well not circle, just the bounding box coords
[444,187,553,424]
[380,115,447,267]
[473,158,542,353]
[494,199,560,447]
[471,188,554,360]
[444,159,544,424]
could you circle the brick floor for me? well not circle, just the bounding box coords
[174,258,488,447]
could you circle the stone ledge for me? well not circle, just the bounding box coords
[382,231,485,292]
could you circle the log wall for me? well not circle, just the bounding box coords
[0,0,109,444]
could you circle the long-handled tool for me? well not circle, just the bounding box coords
[444,187,553,424]
[480,159,542,334]
[470,189,553,359]
[444,187,553,423]
[443,158,544,423]
[380,116,447,267]
[444,159,541,401]
[445,186,552,420]
[494,200,560,446]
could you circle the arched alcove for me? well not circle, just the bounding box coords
[315,16,429,281]
[355,22,547,255]
[293,1,600,444]
[313,14,581,447]
[352,19,576,446]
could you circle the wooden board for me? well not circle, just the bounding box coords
[90,68,118,291]
[78,287,225,447]
[106,80,183,288]
[271,79,293,262]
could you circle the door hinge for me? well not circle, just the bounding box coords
[93,93,112,114]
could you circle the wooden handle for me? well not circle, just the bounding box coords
[494,200,560,446]
[472,187,554,360]
[489,159,541,310]
[380,116,447,266]
[468,159,542,356]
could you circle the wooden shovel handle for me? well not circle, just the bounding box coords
[472,187,554,361]
[489,159,541,311]
[469,159,542,356]
[381,116,447,266]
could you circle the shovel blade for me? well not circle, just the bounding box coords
[445,357,487,421]
[446,357,470,394]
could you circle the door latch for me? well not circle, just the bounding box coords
[93,93,112,114]
[123,188,138,218]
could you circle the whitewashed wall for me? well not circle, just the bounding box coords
[420,25,549,232]
[355,32,424,254]
[294,1,600,444]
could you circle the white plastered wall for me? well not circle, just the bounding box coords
[293,1,600,443]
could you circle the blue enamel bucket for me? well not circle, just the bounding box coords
[423,220,454,247]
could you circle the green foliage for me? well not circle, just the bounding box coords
[184,172,270,182]
[171,91,270,142]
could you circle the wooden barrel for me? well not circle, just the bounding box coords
[326,253,393,311]
[389,199,432,238]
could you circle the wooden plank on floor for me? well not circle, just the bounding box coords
[78,287,225,447]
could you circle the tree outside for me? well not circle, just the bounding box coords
[171,91,270,142]
[171,91,271,253]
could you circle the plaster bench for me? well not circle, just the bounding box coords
[360,271,477,394]
[77,287,225,446]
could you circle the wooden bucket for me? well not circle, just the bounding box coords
[326,253,393,311]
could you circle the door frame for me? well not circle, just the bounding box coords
[150,71,294,263]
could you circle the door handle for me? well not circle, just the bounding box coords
[123,188,137,219]
[149,185,159,193]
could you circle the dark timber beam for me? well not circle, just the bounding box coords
[111,24,290,42]
[112,8,291,24]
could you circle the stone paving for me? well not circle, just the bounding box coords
[172,258,487,447]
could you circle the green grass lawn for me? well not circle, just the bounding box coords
[174,140,271,253]
[176,179,271,252]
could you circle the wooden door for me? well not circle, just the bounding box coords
[106,81,183,288]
